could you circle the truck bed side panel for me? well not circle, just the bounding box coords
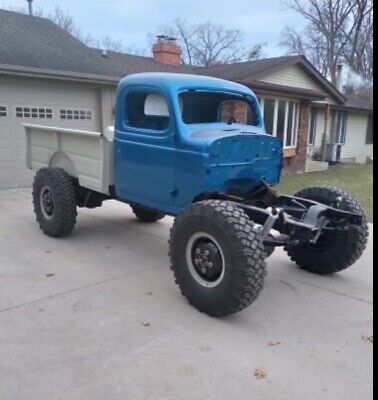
[24,124,113,194]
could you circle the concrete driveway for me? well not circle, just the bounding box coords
[0,189,373,400]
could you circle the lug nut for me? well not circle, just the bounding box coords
[204,250,210,256]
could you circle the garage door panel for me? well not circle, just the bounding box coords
[0,169,14,188]
[14,168,34,186]
[0,123,12,142]
[13,126,28,141]
[0,76,103,189]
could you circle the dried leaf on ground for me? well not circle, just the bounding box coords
[254,367,267,380]
[361,333,373,343]
[266,340,281,347]
[142,321,151,327]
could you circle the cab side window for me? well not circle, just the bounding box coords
[125,91,170,131]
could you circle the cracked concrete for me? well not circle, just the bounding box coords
[0,188,373,400]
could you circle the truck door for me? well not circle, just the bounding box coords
[114,88,175,210]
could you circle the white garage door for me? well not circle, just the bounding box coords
[0,75,101,189]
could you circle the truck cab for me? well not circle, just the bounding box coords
[114,73,283,215]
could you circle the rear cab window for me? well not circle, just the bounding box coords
[124,91,170,132]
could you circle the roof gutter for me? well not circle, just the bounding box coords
[239,79,326,101]
[0,63,120,86]
[331,104,373,112]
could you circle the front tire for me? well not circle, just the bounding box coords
[285,186,368,275]
[32,168,77,237]
[169,200,267,317]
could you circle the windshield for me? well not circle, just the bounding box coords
[178,91,259,126]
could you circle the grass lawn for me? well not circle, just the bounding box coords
[277,163,373,222]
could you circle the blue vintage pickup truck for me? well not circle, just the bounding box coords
[24,73,368,316]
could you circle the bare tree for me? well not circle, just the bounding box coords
[156,19,265,67]
[280,0,373,88]
[342,0,373,80]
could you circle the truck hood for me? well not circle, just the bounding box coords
[192,127,283,190]
[186,126,282,162]
[206,131,282,165]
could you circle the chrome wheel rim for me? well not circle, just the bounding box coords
[186,231,225,288]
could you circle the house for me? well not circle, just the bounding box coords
[0,9,373,189]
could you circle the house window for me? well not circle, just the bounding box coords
[276,100,286,142]
[0,106,7,117]
[331,111,347,144]
[308,109,317,146]
[260,97,299,148]
[15,106,52,118]
[286,101,299,147]
[262,98,275,135]
[366,113,373,144]
[60,109,92,120]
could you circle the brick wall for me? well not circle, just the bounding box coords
[282,100,310,174]
[220,100,248,123]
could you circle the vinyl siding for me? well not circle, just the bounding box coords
[314,109,326,148]
[260,65,338,105]
[261,65,325,92]
[341,112,373,162]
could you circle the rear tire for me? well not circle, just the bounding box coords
[285,186,368,275]
[131,204,165,223]
[32,167,77,237]
[169,200,267,317]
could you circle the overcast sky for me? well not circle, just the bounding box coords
[4,0,306,57]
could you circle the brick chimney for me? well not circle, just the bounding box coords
[152,35,181,66]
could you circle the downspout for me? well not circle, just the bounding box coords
[321,104,330,161]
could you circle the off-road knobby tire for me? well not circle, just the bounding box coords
[32,167,77,237]
[169,200,267,317]
[131,204,165,223]
[285,186,368,275]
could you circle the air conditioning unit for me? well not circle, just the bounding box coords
[326,143,338,162]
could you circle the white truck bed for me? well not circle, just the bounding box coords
[24,124,113,195]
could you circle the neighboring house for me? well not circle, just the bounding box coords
[0,9,373,189]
